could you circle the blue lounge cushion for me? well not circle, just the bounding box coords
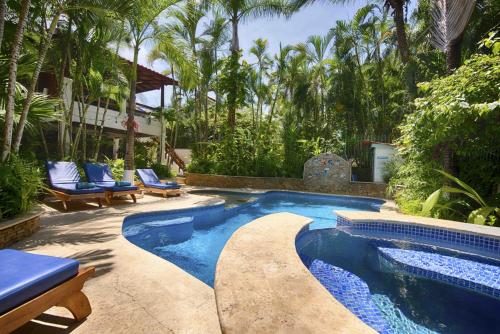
[115,181,131,187]
[144,183,181,190]
[93,181,138,192]
[52,182,104,195]
[76,182,96,189]
[46,161,81,185]
[82,163,115,184]
[136,169,180,189]
[0,249,79,314]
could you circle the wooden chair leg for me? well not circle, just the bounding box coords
[56,291,92,321]
[97,198,102,208]
[131,194,137,203]
[62,200,68,211]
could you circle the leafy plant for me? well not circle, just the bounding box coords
[104,157,125,180]
[0,156,44,220]
[422,170,500,225]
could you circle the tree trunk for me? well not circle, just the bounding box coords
[446,36,463,74]
[227,16,239,130]
[13,12,61,153]
[389,0,416,96]
[0,0,7,51]
[1,0,31,161]
[230,16,239,54]
[93,98,110,161]
[125,45,139,172]
[391,1,410,64]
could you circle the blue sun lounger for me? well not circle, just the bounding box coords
[136,169,181,197]
[0,249,94,333]
[83,163,142,203]
[46,161,106,211]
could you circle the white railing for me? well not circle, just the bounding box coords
[71,103,162,137]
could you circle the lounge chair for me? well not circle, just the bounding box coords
[83,163,142,203]
[0,249,94,333]
[136,168,182,197]
[46,161,107,211]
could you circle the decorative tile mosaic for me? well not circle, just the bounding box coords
[336,216,500,258]
[309,259,394,334]
[378,247,500,300]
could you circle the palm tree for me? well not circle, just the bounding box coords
[214,0,289,129]
[122,0,180,181]
[1,0,31,161]
[11,0,133,154]
[0,0,7,51]
[249,38,272,131]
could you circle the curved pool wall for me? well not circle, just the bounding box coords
[122,191,385,286]
[295,221,500,334]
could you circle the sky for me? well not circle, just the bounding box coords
[119,1,390,106]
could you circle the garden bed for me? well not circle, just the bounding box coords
[0,207,44,248]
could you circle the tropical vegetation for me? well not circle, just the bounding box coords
[0,0,498,223]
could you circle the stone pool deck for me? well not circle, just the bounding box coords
[12,191,223,334]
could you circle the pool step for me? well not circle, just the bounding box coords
[309,259,393,334]
[378,247,500,300]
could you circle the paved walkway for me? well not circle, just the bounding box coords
[12,192,222,334]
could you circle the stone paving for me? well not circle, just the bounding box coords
[12,190,222,334]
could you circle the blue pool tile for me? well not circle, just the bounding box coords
[378,247,500,300]
[309,259,394,334]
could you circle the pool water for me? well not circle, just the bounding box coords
[187,190,261,208]
[123,191,500,333]
[297,229,500,334]
[123,191,381,286]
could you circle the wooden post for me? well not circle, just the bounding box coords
[159,85,166,165]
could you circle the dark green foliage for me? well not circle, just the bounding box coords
[391,53,500,217]
[0,156,44,220]
[150,162,171,178]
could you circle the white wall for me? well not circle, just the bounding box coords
[372,144,396,183]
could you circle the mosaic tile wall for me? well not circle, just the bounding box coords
[378,247,500,300]
[337,216,500,258]
[309,259,393,334]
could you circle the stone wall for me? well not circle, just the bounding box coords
[186,173,387,199]
[0,211,41,248]
[186,173,305,191]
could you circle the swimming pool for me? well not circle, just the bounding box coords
[296,228,500,334]
[122,191,383,286]
[187,189,261,207]
[122,191,500,333]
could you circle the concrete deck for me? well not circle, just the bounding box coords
[12,192,222,334]
[215,212,375,334]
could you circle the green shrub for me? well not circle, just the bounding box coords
[0,156,44,220]
[104,157,125,180]
[392,54,500,219]
[150,162,171,179]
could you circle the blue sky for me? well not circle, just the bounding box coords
[122,0,395,106]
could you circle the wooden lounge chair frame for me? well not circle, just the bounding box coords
[104,189,142,203]
[140,184,182,197]
[49,189,108,211]
[0,267,95,334]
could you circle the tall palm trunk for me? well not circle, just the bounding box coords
[387,0,416,96]
[390,1,410,63]
[93,98,110,160]
[227,15,239,130]
[1,0,31,161]
[13,12,61,152]
[0,0,7,51]
[125,45,139,172]
[446,35,463,73]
